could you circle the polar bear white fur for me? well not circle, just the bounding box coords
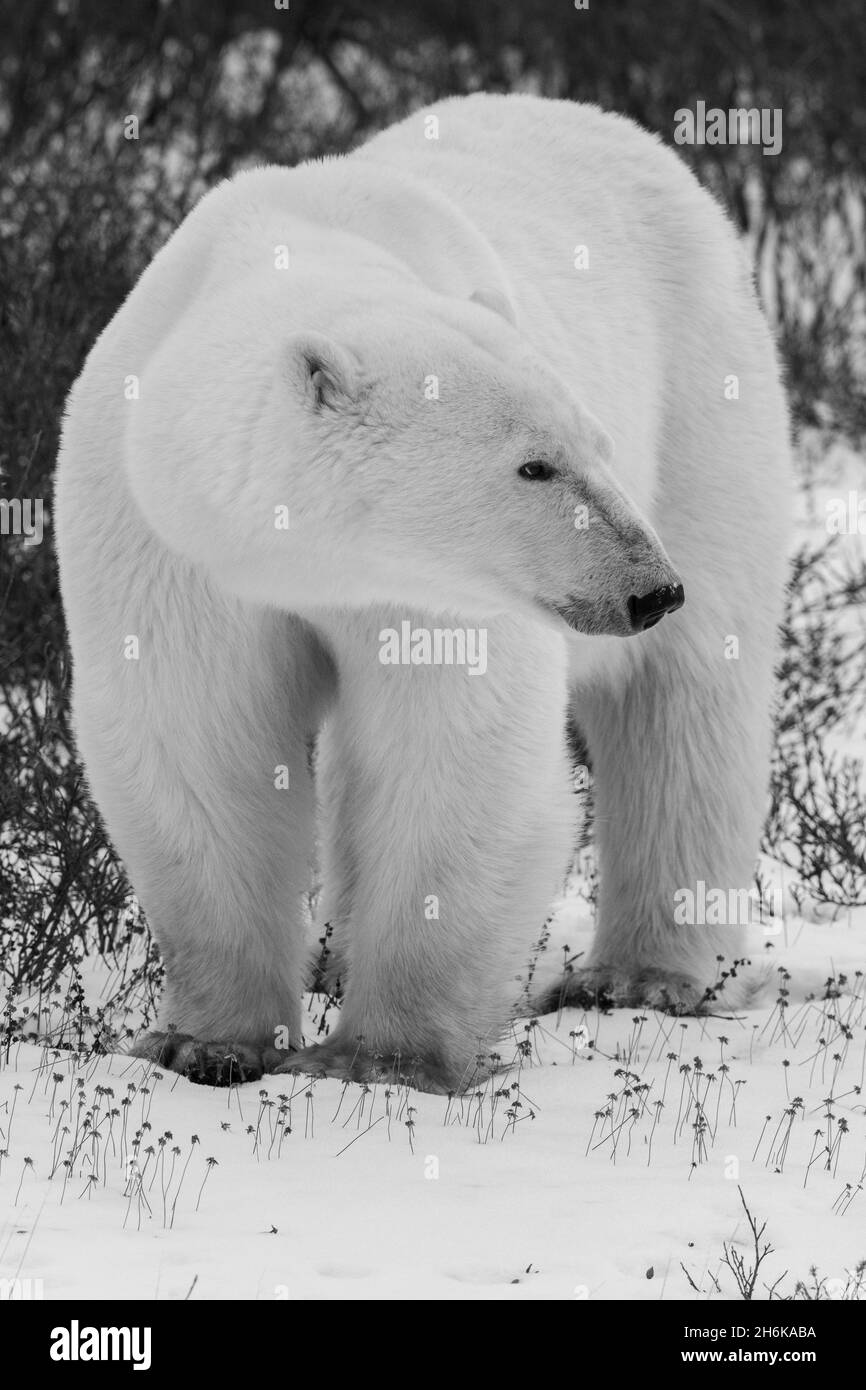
[55,94,791,1091]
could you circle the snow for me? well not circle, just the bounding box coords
[1,887,864,1301]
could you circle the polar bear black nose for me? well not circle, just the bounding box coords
[627,583,685,632]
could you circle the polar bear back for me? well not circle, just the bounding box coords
[353,94,777,521]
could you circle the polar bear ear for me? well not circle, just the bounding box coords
[470,286,518,328]
[285,331,357,412]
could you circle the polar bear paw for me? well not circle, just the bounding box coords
[130,1030,292,1085]
[535,964,731,1016]
[275,1039,479,1094]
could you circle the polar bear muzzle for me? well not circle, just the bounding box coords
[544,573,684,638]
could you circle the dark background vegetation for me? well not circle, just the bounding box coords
[1,0,865,1003]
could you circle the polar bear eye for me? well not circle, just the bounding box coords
[518,460,556,481]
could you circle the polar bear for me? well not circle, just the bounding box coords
[54,94,791,1091]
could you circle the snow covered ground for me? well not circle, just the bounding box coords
[1,886,864,1302]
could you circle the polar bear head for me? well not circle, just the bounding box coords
[129,272,683,637]
[268,282,682,636]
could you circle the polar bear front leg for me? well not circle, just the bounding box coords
[280,609,576,1092]
[69,571,335,1084]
